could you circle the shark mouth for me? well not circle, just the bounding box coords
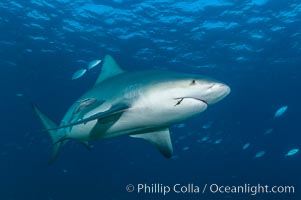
[174,97,208,106]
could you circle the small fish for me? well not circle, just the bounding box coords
[242,143,250,150]
[254,150,265,158]
[178,135,186,140]
[182,146,189,151]
[72,68,87,80]
[202,121,213,129]
[264,128,273,135]
[77,98,97,104]
[201,136,209,142]
[214,138,222,144]
[88,59,101,70]
[16,93,24,97]
[74,98,97,114]
[285,148,299,157]
[274,105,288,118]
[177,123,186,128]
[171,155,179,160]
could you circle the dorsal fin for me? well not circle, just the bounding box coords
[95,55,124,85]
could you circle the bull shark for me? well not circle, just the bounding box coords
[33,55,230,164]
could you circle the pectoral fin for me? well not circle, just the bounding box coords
[88,102,129,124]
[130,128,173,158]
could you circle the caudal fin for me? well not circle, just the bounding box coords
[32,104,65,164]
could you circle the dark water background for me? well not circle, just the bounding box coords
[0,0,300,199]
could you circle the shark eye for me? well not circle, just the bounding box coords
[190,80,196,85]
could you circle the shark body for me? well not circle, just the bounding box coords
[33,55,230,163]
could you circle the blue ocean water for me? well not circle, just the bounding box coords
[1,0,300,199]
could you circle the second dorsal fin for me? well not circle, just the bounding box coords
[95,55,124,85]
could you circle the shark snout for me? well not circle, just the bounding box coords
[205,82,231,105]
[216,83,230,95]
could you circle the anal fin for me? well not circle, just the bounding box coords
[130,128,173,158]
[80,141,92,151]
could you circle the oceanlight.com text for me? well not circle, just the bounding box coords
[209,183,295,196]
[125,183,295,196]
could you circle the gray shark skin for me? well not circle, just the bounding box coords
[33,55,230,164]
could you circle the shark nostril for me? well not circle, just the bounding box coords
[207,84,215,90]
[210,83,224,90]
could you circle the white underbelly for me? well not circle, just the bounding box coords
[97,108,163,138]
